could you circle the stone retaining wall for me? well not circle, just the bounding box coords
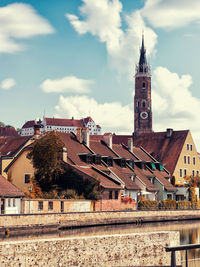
[0,231,180,266]
[1,209,200,229]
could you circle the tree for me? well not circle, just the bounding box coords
[0,121,5,127]
[27,131,65,191]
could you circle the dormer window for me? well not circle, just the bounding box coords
[93,154,101,165]
[86,154,93,164]
[127,160,134,168]
[151,163,156,170]
[102,156,113,167]
[121,159,126,168]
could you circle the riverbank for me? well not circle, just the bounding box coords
[1,209,200,232]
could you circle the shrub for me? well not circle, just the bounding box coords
[138,200,158,210]
[162,200,176,210]
[178,200,192,210]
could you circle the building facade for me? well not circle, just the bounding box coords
[21,117,101,136]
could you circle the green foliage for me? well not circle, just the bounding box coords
[27,132,65,191]
[0,121,5,127]
[60,189,77,199]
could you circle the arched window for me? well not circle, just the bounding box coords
[142,101,146,108]
[142,82,145,88]
[137,101,140,107]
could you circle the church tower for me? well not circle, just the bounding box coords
[134,34,152,135]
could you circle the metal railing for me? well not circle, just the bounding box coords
[166,243,200,267]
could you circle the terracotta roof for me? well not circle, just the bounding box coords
[0,127,19,137]
[112,134,132,146]
[45,117,84,127]
[22,120,35,129]
[112,144,138,160]
[153,169,176,191]
[0,136,31,157]
[57,132,92,166]
[133,130,189,174]
[134,165,158,192]
[0,175,25,197]
[90,135,104,142]
[68,165,122,189]
[90,140,117,157]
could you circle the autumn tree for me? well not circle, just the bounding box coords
[27,131,65,191]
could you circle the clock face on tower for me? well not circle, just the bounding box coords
[140,111,148,119]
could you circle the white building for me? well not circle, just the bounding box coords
[21,117,101,136]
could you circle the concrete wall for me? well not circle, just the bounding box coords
[0,231,180,266]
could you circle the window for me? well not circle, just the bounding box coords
[184,156,187,164]
[192,170,195,177]
[13,199,16,207]
[187,144,189,151]
[121,159,126,168]
[60,201,64,212]
[48,201,53,210]
[38,201,43,211]
[142,82,145,88]
[184,169,187,176]
[167,194,172,200]
[190,144,193,151]
[24,174,30,184]
[193,157,196,165]
[109,191,112,200]
[115,191,119,200]
[187,156,190,164]
[180,169,183,177]
[142,101,146,108]
[8,199,11,207]
[197,170,199,176]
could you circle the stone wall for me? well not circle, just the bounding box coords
[1,209,200,229]
[0,231,180,266]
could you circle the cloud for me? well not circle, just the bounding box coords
[141,0,200,29]
[152,66,200,149]
[0,78,16,90]
[66,0,157,77]
[54,95,133,133]
[0,3,54,53]
[41,76,94,94]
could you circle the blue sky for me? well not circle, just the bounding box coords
[1,0,200,149]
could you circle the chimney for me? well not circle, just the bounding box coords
[34,121,40,139]
[76,127,83,143]
[82,128,90,147]
[103,133,112,149]
[166,128,173,138]
[62,147,67,163]
[128,138,133,153]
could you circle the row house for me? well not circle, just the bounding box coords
[2,127,176,212]
[21,116,101,136]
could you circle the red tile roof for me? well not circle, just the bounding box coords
[153,169,176,191]
[90,140,117,158]
[69,165,122,189]
[0,127,19,137]
[134,165,158,192]
[57,132,92,166]
[133,130,189,174]
[0,175,25,197]
[112,144,138,160]
[81,117,93,124]
[45,118,84,127]
[22,120,35,129]
[0,136,31,157]
[112,134,132,146]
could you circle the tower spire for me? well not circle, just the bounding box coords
[137,33,150,74]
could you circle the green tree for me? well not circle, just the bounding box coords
[0,121,5,127]
[27,131,65,191]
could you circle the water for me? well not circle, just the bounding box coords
[1,220,200,266]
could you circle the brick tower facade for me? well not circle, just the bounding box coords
[134,35,152,135]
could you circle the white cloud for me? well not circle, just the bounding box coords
[41,76,94,94]
[54,95,133,133]
[66,0,157,77]
[0,78,16,90]
[152,66,200,149]
[0,3,54,53]
[141,0,200,29]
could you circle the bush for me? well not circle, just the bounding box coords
[162,200,176,210]
[138,200,158,210]
[178,200,192,210]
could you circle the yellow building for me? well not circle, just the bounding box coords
[131,129,200,185]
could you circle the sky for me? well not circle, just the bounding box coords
[1,0,200,149]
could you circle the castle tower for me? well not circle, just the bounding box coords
[134,34,152,135]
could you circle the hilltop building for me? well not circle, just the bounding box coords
[21,116,101,136]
